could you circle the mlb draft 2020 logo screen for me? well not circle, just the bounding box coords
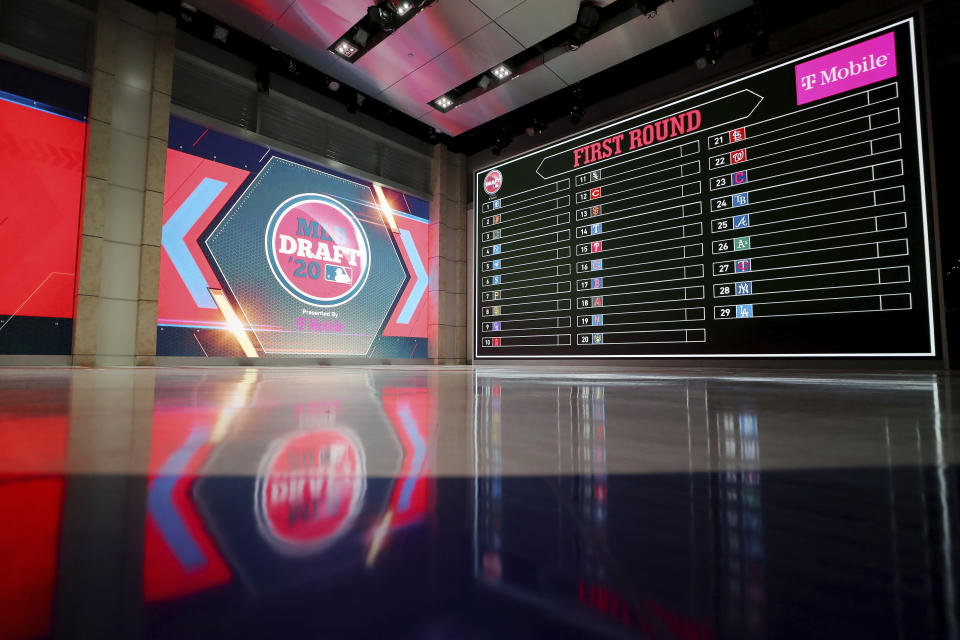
[158,117,429,358]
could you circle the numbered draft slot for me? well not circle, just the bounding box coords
[714,292,911,320]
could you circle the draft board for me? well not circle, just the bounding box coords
[474,17,937,359]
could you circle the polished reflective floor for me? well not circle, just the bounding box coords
[0,366,958,639]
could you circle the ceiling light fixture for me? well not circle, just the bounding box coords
[491,64,512,80]
[333,39,359,59]
[391,0,414,16]
[331,0,436,62]
[433,95,455,112]
[568,2,600,51]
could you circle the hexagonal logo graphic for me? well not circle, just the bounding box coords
[206,157,406,356]
[265,194,371,307]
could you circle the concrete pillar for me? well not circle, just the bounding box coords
[428,145,468,363]
[72,1,173,366]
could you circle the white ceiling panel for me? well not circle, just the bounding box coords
[264,0,372,70]
[495,0,579,48]
[419,63,566,135]
[467,0,525,20]
[399,0,492,57]
[325,56,393,95]
[386,21,524,117]
[545,0,753,84]
[344,0,492,92]
[191,0,293,39]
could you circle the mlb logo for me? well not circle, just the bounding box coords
[729,127,746,143]
[732,170,748,185]
[592,277,602,289]
[735,259,751,273]
[325,264,353,284]
[593,296,602,307]
[492,337,501,347]
[492,244,501,254]
[484,169,503,195]
[591,170,601,181]
[591,241,602,253]
[591,259,602,271]
[730,148,747,164]
[589,187,602,199]
[591,206,601,216]
[592,333,603,344]
[492,275,501,285]
[492,321,501,331]
[592,314,603,326]
[493,215,501,224]
[492,290,500,300]
[492,199,501,210]
[492,260,501,270]
[737,304,754,318]
[736,281,753,295]
[734,214,750,229]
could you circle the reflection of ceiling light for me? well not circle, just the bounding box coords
[327,79,340,92]
[334,40,358,58]
[491,65,511,80]
[434,95,454,111]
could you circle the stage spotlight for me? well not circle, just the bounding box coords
[695,28,723,69]
[368,4,401,31]
[493,127,513,155]
[255,66,270,94]
[491,64,511,80]
[568,2,600,51]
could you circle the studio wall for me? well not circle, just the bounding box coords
[158,116,430,359]
[0,65,88,355]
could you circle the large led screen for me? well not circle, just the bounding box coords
[0,91,86,355]
[474,18,937,359]
[158,116,429,358]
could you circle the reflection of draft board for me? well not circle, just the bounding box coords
[473,17,937,359]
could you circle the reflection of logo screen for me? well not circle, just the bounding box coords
[483,170,503,195]
[265,194,370,306]
[255,429,366,555]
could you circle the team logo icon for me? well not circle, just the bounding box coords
[265,194,370,306]
[483,169,503,195]
[255,429,366,555]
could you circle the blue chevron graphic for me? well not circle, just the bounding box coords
[162,178,226,308]
[396,228,427,324]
